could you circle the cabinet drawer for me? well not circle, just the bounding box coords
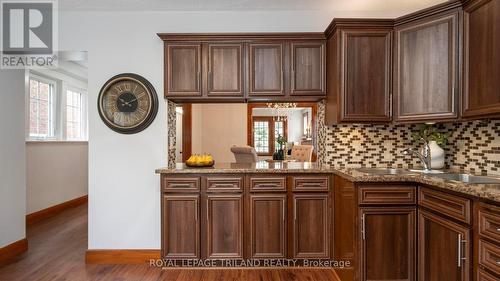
[358,185,415,205]
[479,239,500,274]
[249,176,286,192]
[163,177,200,192]
[206,176,243,192]
[478,269,498,281]
[418,187,471,224]
[479,203,500,243]
[293,176,329,192]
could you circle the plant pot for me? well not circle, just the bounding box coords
[428,141,445,169]
[275,149,284,160]
[272,151,279,160]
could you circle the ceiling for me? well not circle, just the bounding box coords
[60,0,447,13]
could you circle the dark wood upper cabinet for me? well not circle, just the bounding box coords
[418,209,470,281]
[160,34,355,102]
[293,193,329,258]
[463,0,500,118]
[325,22,393,124]
[206,43,243,97]
[360,207,416,281]
[394,10,460,122]
[342,30,392,122]
[249,194,286,258]
[162,194,199,259]
[290,42,326,96]
[248,43,285,96]
[205,194,243,259]
[165,44,202,97]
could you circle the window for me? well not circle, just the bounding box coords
[274,121,285,151]
[253,119,270,154]
[66,89,84,140]
[27,72,88,141]
[29,78,55,139]
[252,117,287,155]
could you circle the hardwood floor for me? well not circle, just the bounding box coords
[0,203,341,281]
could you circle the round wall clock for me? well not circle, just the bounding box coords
[98,73,158,134]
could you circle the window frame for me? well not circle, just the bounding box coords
[251,116,288,156]
[26,72,88,142]
[27,74,58,141]
[63,86,88,141]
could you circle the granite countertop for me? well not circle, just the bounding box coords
[155,161,333,174]
[332,168,500,203]
[156,162,500,203]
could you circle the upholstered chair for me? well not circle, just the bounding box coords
[290,145,314,162]
[230,146,259,163]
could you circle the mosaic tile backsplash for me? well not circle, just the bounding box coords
[167,101,177,168]
[323,119,500,175]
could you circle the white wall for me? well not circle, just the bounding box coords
[287,110,303,143]
[57,10,333,249]
[0,70,26,248]
[175,110,183,162]
[26,142,88,214]
[192,104,248,163]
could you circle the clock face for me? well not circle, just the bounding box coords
[98,74,158,134]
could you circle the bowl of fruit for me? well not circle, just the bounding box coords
[185,154,215,167]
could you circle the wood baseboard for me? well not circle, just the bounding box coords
[0,238,28,264]
[26,195,88,226]
[85,250,161,264]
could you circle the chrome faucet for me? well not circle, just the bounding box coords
[402,139,432,171]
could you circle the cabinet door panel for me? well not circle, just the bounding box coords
[206,194,243,259]
[208,44,243,96]
[361,207,416,281]
[395,12,459,121]
[291,42,325,95]
[463,0,500,118]
[333,176,356,281]
[249,194,286,258]
[418,209,470,281]
[249,43,284,96]
[162,195,199,259]
[341,30,392,122]
[166,44,202,96]
[293,194,329,258]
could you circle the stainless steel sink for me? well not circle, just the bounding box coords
[408,169,445,174]
[430,173,500,184]
[356,168,416,175]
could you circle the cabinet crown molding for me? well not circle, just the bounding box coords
[323,1,464,38]
[324,19,394,39]
[394,0,463,26]
[157,33,326,42]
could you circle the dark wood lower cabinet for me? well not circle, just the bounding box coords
[249,194,286,258]
[333,176,357,281]
[293,194,329,258]
[418,209,470,281]
[160,173,496,281]
[162,194,200,259]
[206,194,244,259]
[477,269,498,281]
[162,175,332,262]
[360,207,416,281]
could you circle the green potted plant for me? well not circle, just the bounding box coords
[411,124,450,169]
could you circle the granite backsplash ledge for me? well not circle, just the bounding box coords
[323,119,500,176]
